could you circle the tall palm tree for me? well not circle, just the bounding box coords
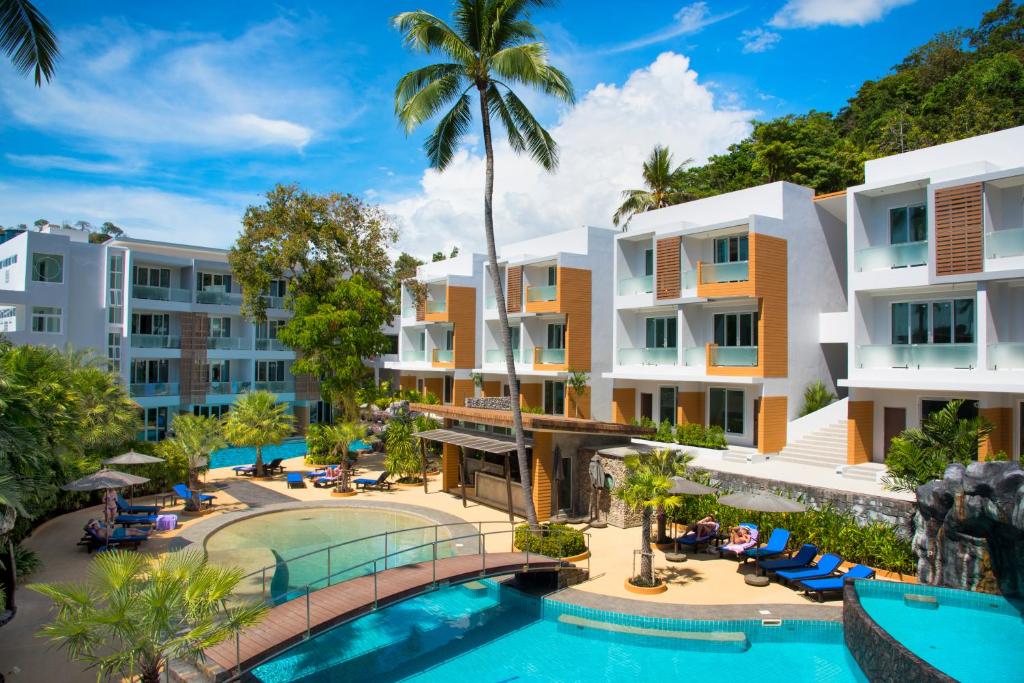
[393,0,574,527]
[324,421,366,493]
[1,0,60,86]
[222,391,294,478]
[612,145,693,228]
[614,449,683,586]
[159,414,226,511]
[31,549,268,683]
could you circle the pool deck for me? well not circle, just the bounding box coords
[4,452,856,681]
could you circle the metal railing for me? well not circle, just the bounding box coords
[208,336,250,350]
[130,334,181,349]
[128,382,179,397]
[617,347,677,366]
[427,300,447,313]
[986,228,1024,259]
[527,284,557,302]
[261,295,286,309]
[225,521,589,678]
[255,338,286,351]
[617,275,654,296]
[196,290,243,305]
[710,345,758,367]
[855,241,928,272]
[132,285,192,303]
[700,260,749,284]
[433,348,454,363]
[252,380,294,393]
[534,347,566,365]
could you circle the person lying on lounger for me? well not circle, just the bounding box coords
[86,519,147,539]
[693,515,717,537]
[727,525,751,545]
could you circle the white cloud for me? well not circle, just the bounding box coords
[770,0,915,28]
[5,153,145,175]
[384,52,754,257]
[605,3,743,54]
[739,28,782,53]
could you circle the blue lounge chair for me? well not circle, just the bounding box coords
[116,493,160,515]
[743,528,791,564]
[286,472,305,488]
[797,565,876,601]
[354,472,393,491]
[172,483,216,508]
[775,553,843,585]
[718,522,759,558]
[759,544,818,574]
[676,521,720,552]
[115,513,157,527]
[80,522,149,553]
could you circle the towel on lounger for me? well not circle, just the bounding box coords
[720,528,758,554]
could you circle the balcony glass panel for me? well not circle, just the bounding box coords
[986,229,1024,259]
[855,241,927,271]
[485,295,496,309]
[535,348,565,364]
[255,338,286,351]
[207,381,244,395]
[427,300,447,313]
[261,295,286,309]
[403,350,427,362]
[701,261,749,284]
[858,343,977,369]
[132,285,192,303]
[683,346,705,367]
[989,342,1024,369]
[681,270,698,290]
[710,345,758,367]
[208,337,250,350]
[617,347,677,366]
[433,349,454,363]
[527,285,557,302]
[617,275,653,296]
[196,290,242,305]
[485,348,522,364]
[131,334,181,349]
[253,380,294,393]
[129,382,178,397]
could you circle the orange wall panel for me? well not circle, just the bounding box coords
[980,407,1012,460]
[560,268,592,372]
[481,381,501,398]
[757,396,787,454]
[531,431,553,522]
[520,383,542,410]
[677,392,704,425]
[423,377,443,402]
[448,285,477,369]
[847,400,874,465]
[612,387,636,424]
[399,375,417,391]
[567,385,591,419]
[451,379,474,409]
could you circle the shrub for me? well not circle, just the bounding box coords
[658,423,728,450]
[630,416,657,430]
[521,405,544,414]
[383,419,422,482]
[654,419,675,443]
[304,424,342,466]
[514,523,587,558]
[13,543,41,578]
[799,380,836,417]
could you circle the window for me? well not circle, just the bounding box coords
[131,359,169,384]
[659,387,676,425]
[108,254,124,323]
[547,266,558,286]
[891,298,974,345]
[416,331,427,351]
[194,404,231,419]
[107,332,121,372]
[713,312,759,347]
[921,398,978,423]
[133,266,170,288]
[443,375,454,404]
[140,407,168,441]
[209,317,232,338]
[256,360,286,382]
[644,248,654,277]
[266,279,287,298]
[709,388,744,435]
[31,253,63,283]
[544,380,565,416]
[889,204,927,245]
[131,313,170,336]
[208,360,230,382]
[385,334,399,354]
[445,328,454,351]
[508,325,521,351]
[714,236,748,264]
[546,323,565,349]
[197,272,232,292]
[0,307,16,332]
[645,316,677,349]
[256,319,285,339]
[31,306,61,333]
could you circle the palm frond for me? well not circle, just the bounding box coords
[486,82,525,154]
[490,43,575,105]
[501,87,558,170]
[612,190,656,227]
[396,71,469,134]
[452,0,484,52]
[0,0,59,86]
[394,62,465,113]
[392,11,476,64]
[424,90,474,170]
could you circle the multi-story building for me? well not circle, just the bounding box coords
[842,126,1024,464]
[604,182,848,453]
[0,226,400,439]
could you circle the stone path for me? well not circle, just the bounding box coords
[219,478,298,507]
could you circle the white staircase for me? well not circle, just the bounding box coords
[841,462,888,483]
[773,421,848,469]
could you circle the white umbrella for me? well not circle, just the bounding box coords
[719,490,807,581]
[61,468,150,491]
[666,477,718,561]
[100,451,165,505]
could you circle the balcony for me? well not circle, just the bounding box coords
[432,349,453,364]
[403,350,427,362]
[989,343,1024,369]
[986,228,1024,259]
[255,338,287,352]
[402,304,417,318]
[857,343,977,369]
[208,336,250,350]
[527,285,557,302]
[485,348,522,364]
[261,295,286,309]
[700,261,749,284]
[131,334,180,349]
[485,295,496,310]
[681,270,698,290]
[208,380,246,395]
[253,380,294,393]
[709,345,758,367]
[129,382,178,398]
[533,347,565,365]
[426,300,447,314]
[855,241,927,272]
[683,346,705,367]
[132,285,192,303]
[618,347,677,366]
[196,289,242,305]
[617,275,653,296]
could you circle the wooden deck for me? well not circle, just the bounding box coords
[204,551,562,679]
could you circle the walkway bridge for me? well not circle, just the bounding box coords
[201,521,587,681]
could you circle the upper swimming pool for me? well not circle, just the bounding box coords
[209,438,374,470]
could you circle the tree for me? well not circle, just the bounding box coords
[30,549,268,683]
[393,0,574,527]
[799,380,837,417]
[883,400,995,493]
[100,221,124,238]
[158,414,225,511]
[383,417,421,483]
[393,251,424,305]
[73,220,91,231]
[221,391,294,478]
[566,369,588,418]
[431,250,446,262]
[614,450,683,586]
[32,218,48,228]
[1,0,59,86]
[322,422,365,493]
[641,449,692,544]
[612,145,692,227]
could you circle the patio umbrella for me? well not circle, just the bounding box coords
[62,469,152,532]
[587,454,606,527]
[718,490,807,582]
[666,477,718,561]
[101,450,165,505]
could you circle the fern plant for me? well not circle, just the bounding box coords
[799,380,836,417]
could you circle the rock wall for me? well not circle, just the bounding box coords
[914,461,1024,595]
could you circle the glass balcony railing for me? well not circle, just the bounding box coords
[617,275,654,296]
[855,241,927,272]
[485,295,496,310]
[701,261,749,284]
[402,305,417,318]
[207,380,245,395]
[427,300,447,314]
[485,348,522,364]
[986,228,1024,259]
[683,346,705,367]
[129,382,178,397]
[132,285,192,303]
[253,380,294,393]
[131,334,180,349]
[617,347,677,366]
[534,347,565,365]
[255,338,286,351]
[208,336,250,350]
[433,349,454,363]
[857,343,977,369]
[261,295,286,309]
[403,350,427,362]
[710,345,758,367]
[196,289,242,305]
[681,270,698,290]
[527,285,557,302]
[988,343,1024,370]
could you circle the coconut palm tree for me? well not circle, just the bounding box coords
[30,549,268,683]
[612,145,693,228]
[614,449,683,586]
[393,0,574,527]
[643,448,693,543]
[1,0,60,85]
[222,391,294,478]
[159,414,226,511]
[324,421,367,493]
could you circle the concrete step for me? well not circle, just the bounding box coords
[775,451,845,464]
[841,464,888,483]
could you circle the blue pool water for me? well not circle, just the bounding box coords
[856,581,1024,682]
[253,581,866,682]
[209,438,374,470]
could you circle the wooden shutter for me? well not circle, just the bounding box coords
[934,183,983,276]
[506,266,523,313]
[655,237,681,300]
[179,312,210,404]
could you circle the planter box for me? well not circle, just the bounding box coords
[630,438,727,460]
[624,578,667,595]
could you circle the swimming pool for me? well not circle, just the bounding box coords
[855,580,1024,681]
[253,581,866,682]
[209,438,374,470]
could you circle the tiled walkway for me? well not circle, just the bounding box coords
[219,478,299,507]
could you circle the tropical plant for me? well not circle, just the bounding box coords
[644,449,693,544]
[612,145,693,227]
[30,549,268,683]
[322,422,366,493]
[614,450,684,586]
[413,414,441,458]
[221,391,294,478]
[158,414,226,511]
[1,0,60,86]
[513,523,586,558]
[393,0,574,528]
[383,417,422,483]
[673,423,728,449]
[883,400,994,493]
[566,369,588,418]
[799,380,837,417]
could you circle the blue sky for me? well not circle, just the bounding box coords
[0,0,994,256]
